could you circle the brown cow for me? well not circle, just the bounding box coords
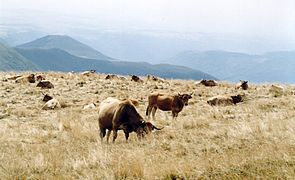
[146,92,193,120]
[15,74,35,83]
[198,79,218,87]
[130,75,144,83]
[36,80,54,89]
[105,74,118,80]
[36,75,46,82]
[235,80,248,90]
[207,94,243,106]
[42,94,53,102]
[98,97,161,143]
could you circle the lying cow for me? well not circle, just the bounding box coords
[36,80,54,89]
[197,79,218,87]
[130,75,144,83]
[15,74,35,83]
[105,74,119,80]
[42,94,53,102]
[36,75,46,82]
[98,97,161,143]
[235,80,248,90]
[81,70,96,76]
[146,92,193,120]
[7,75,22,80]
[146,75,165,83]
[42,98,61,110]
[207,94,243,106]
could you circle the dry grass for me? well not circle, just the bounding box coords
[0,72,295,179]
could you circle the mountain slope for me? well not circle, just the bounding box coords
[0,42,39,71]
[16,35,113,60]
[165,50,295,83]
[15,48,216,80]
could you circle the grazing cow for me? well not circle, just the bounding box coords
[42,94,53,102]
[146,92,193,120]
[15,74,35,83]
[36,80,54,89]
[81,70,96,76]
[35,75,46,82]
[207,95,243,106]
[42,98,61,110]
[235,80,248,90]
[198,79,218,87]
[147,75,165,83]
[98,97,161,143]
[130,75,144,83]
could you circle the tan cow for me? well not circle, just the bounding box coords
[15,74,35,83]
[235,80,249,90]
[98,97,161,143]
[146,92,192,120]
[207,94,243,106]
[42,98,61,110]
[81,70,96,76]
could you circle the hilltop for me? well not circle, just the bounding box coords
[0,42,39,71]
[16,35,113,60]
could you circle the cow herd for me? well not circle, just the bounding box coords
[3,72,252,143]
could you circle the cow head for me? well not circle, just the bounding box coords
[143,122,163,134]
[136,121,163,139]
[178,92,193,106]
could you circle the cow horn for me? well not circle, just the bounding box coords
[190,92,193,96]
[153,125,163,130]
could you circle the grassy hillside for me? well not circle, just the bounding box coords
[166,50,295,83]
[0,72,294,179]
[0,42,39,71]
[15,48,216,80]
[16,35,113,60]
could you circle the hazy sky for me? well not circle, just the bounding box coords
[1,0,295,41]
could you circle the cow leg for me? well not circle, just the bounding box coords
[152,107,157,120]
[112,130,118,143]
[124,131,129,141]
[100,128,106,143]
[106,130,112,143]
[146,106,152,120]
[172,111,177,120]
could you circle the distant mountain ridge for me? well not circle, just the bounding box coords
[0,42,39,71]
[165,50,295,83]
[15,47,216,80]
[16,35,113,60]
